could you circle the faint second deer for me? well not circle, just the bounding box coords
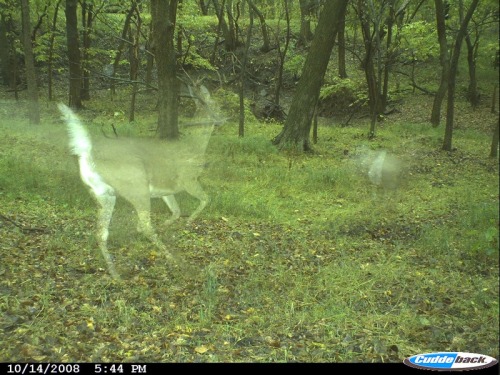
[58,97,219,279]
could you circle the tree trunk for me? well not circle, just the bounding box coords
[247,0,270,52]
[381,2,396,113]
[0,15,10,86]
[81,1,93,101]
[273,0,290,110]
[239,2,253,137]
[65,0,82,108]
[465,33,480,108]
[442,0,479,151]
[272,0,348,151]
[110,1,137,96]
[129,7,141,122]
[20,0,40,124]
[430,0,450,127]
[357,1,380,138]
[2,14,19,97]
[47,0,62,101]
[145,22,154,89]
[212,0,237,51]
[151,0,179,139]
[199,0,210,15]
[489,118,499,158]
[297,0,314,46]
[338,11,347,78]
[491,84,497,113]
[225,0,239,50]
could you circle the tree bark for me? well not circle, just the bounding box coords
[442,0,479,151]
[297,0,315,46]
[273,0,290,110]
[212,0,237,51]
[247,0,270,52]
[2,15,19,98]
[464,32,480,108]
[239,2,253,137]
[81,1,93,101]
[129,7,141,122]
[151,0,179,139]
[430,0,449,127]
[272,0,348,151]
[199,0,210,15]
[65,0,82,108]
[337,10,347,78]
[110,1,137,96]
[0,15,10,86]
[489,118,499,158]
[491,84,498,113]
[20,0,40,124]
[357,0,381,138]
[47,0,62,101]
[145,22,154,88]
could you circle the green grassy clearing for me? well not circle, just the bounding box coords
[0,95,498,362]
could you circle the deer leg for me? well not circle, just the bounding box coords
[95,192,120,279]
[126,190,175,261]
[136,209,174,261]
[184,182,209,224]
[162,195,181,225]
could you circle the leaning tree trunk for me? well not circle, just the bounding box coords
[20,0,40,124]
[442,0,479,151]
[272,0,348,151]
[247,0,270,52]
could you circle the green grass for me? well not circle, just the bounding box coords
[0,95,498,363]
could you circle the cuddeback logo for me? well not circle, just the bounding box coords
[404,352,498,371]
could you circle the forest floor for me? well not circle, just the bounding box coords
[0,88,498,363]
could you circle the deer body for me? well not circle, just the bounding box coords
[58,103,211,279]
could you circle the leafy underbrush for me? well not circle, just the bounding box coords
[0,97,498,363]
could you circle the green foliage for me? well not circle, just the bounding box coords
[320,76,365,100]
[212,88,256,122]
[399,20,439,62]
[319,76,368,112]
[283,49,306,78]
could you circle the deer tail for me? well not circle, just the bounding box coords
[57,103,92,156]
[58,103,111,196]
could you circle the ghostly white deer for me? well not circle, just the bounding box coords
[58,99,217,279]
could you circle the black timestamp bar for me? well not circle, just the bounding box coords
[4,364,147,374]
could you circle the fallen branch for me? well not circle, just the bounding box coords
[0,213,51,234]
